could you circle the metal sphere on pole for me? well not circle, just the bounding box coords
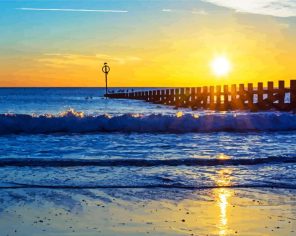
[102,62,110,95]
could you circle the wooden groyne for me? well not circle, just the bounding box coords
[105,80,296,111]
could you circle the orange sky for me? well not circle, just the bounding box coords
[0,0,295,87]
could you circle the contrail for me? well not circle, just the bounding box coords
[17,7,128,13]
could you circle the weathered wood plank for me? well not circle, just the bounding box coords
[257,82,264,109]
[247,83,253,110]
[223,85,229,110]
[290,80,296,109]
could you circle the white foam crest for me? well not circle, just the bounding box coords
[0,110,296,134]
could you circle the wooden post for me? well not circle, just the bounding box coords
[152,90,157,103]
[144,91,149,101]
[160,90,165,103]
[247,83,253,109]
[148,91,152,102]
[267,81,274,108]
[257,82,263,109]
[180,88,185,107]
[156,90,161,103]
[165,89,170,105]
[209,86,215,109]
[153,90,157,102]
[216,85,221,110]
[196,87,202,109]
[223,85,229,110]
[190,88,196,108]
[185,88,190,107]
[131,92,135,99]
[278,81,285,109]
[175,88,180,107]
[202,86,208,109]
[238,84,245,109]
[231,84,237,109]
[170,89,175,105]
[290,80,296,109]
[162,89,166,104]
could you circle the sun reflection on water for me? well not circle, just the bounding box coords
[216,188,232,235]
[218,153,230,160]
[213,166,234,235]
[176,111,183,118]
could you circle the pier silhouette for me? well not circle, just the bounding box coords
[105,80,296,111]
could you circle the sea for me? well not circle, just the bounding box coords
[0,88,296,192]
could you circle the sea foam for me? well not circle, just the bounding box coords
[0,109,296,134]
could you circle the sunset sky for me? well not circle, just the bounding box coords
[0,0,295,87]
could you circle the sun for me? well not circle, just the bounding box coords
[210,56,232,77]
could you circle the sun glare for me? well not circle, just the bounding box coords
[211,56,232,77]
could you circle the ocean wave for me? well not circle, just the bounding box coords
[1,109,296,134]
[0,156,295,167]
[1,182,296,190]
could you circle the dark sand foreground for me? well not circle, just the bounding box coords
[0,188,295,236]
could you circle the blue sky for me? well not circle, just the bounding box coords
[0,0,295,87]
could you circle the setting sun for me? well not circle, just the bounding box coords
[211,56,232,77]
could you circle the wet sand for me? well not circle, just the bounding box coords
[0,188,295,236]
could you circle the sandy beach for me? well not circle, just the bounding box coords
[1,188,295,236]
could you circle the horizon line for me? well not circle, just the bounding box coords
[0,86,173,89]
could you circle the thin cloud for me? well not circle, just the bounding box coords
[96,54,141,65]
[161,8,208,15]
[38,53,141,68]
[162,9,173,12]
[201,0,296,17]
[192,10,208,15]
[17,8,128,13]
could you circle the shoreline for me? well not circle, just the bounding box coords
[1,188,295,236]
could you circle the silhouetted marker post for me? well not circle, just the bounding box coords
[102,62,110,95]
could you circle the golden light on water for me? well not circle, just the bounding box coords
[210,56,232,77]
[213,167,234,235]
[193,114,200,119]
[216,188,232,235]
[218,154,230,160]
[176,111,183,118]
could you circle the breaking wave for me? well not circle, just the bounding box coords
[1,183,296,190]
[1,109,296,134]
[0,156,295,167]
